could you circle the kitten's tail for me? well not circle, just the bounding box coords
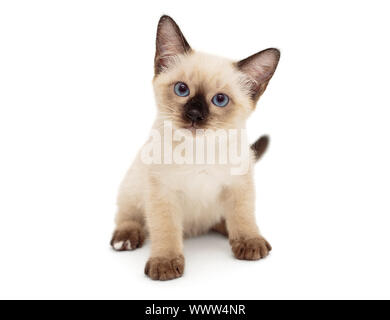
[251,135,270,162]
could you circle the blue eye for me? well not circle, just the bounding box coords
[174,82,190,97]
[212,93,229,107]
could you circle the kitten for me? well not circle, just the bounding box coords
[111,15,280,281]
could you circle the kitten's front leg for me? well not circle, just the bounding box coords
[223,175,272,260]
[144,176,184,281]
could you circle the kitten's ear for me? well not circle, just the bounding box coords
[237,48,280,100]
[155,15,191,74]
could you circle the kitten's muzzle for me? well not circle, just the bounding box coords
[183,94,209,125]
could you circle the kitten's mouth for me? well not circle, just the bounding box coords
[184,121,201,131]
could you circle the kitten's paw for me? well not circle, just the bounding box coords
[110,224,145,251]
[144,255,185,281]
[230,237,272,260]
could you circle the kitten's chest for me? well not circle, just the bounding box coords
[157,164,234,236]
[174,167,228,236]
[167,165,231,205]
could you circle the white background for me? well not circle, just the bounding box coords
[0,0,389,300]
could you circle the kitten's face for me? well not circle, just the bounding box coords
[153,16,280,130]
[154,53,253,130]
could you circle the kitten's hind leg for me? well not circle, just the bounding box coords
[211,219,229,237]
[111,207,146,251]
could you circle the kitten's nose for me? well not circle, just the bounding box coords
[185,109,204,122]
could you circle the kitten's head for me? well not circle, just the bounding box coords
[153,15,280,130]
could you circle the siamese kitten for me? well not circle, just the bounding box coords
[111,15,280,281]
